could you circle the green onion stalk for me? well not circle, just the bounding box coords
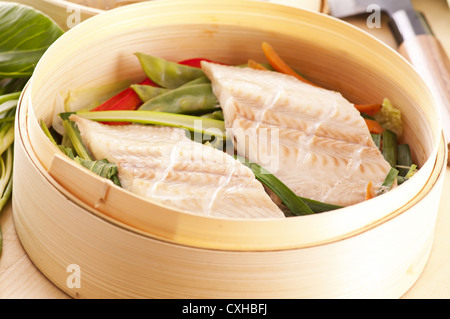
[0,92,19,256]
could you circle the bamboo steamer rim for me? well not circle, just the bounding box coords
[46,0,327,12]
[23,0,445,252]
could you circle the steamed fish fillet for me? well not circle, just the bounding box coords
[201,61,393,207]
[70,115,285,219]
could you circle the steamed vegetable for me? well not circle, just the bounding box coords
[90,77,158,125]
[42,117,121,186]
[397,144,413,177]
[237,156,342,215]
[378,168,399,195]
[63,110,228,140]
[236,155,315,215]
[365,118,384,134]
[247,59,269,71]
[138,83,219,114]
[354,103,381,116]
[261,41,318,86]
[373,98,404,137]
[135,52,204,89]
[178,58,217,68]
[382,129,398,168]
[59,112,92,160]
[372,125,416,186]
[91,78,154,112]
[131,84,168,103]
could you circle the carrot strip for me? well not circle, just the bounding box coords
[365,118,384,134]
[365,181,374,200]
[261,41,318,86]
[248,59,268,70]
[355,103,381,116]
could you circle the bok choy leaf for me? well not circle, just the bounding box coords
[0,2,63,77]
[42,118,122,187]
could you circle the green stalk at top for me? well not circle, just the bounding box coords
[69,110,228,140]
[235,155,316,216]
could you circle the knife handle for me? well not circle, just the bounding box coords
[397,34,450,164]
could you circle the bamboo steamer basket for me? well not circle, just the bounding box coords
[13,0,446,298]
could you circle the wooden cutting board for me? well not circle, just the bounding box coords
[0,0,449,299]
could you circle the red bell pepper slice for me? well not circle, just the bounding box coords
[178,58,219,68]
[92,77,155,112]
[91,77,156,125]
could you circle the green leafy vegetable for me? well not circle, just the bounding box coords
[74,157,121,187]
[0,144,12,256]
[0,2,63,78]
[60,112,92,161]
[235,155,316,216]
[0,91,21,105]
[0,77,29,95]
[0,1,63,255]
[373,98,403,137]
[41,118,121,186]
[0,103,14,257]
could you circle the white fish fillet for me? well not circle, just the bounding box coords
[201,61,393,206]
[70,115,285,219]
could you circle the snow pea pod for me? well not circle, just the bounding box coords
[132,76,211,103]
[138,83,219,115]
[135,52,205,89]
[181,75,210,86]
[201,110,224,121]
[131,84,168,102]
